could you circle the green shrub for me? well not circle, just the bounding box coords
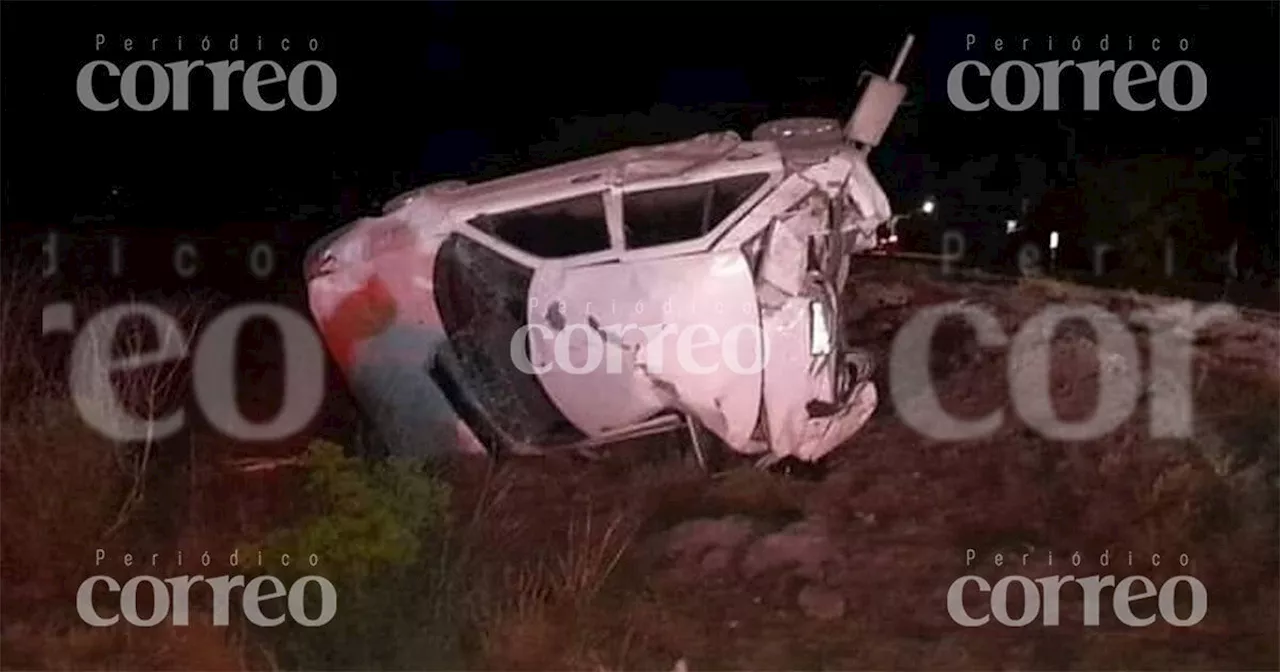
[239,440,461,670]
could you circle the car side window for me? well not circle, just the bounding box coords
[623,172,769,249]
[471,192,610,258]
[623,183,707,249]
[707,172,770,228]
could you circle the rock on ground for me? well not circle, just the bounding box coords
[797,582,846,621]
[740,518,837,581]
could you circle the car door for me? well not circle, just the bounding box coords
[527,250,764,447]
[525,179,766,449]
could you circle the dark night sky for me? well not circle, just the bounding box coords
[2,1,1277,264]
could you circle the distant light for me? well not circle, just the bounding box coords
[921,199,936,214]
[1006,219,1017,233]
[1049,231,1060,250]
[888,234,899,243]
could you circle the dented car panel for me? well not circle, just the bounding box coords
[305,36,916,463]
[527,251,764,448]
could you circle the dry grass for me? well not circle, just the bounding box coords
[2,258,1275,671]
[455,268,1279,671]
[555,508,637,609]
[0,270,251,670]
[466,504,640,670]
[0,617,261,671]
[0,400,128,608]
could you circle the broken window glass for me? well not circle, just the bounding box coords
[471,192,611,258]
[623,172,769,249]
[708,172,770,228]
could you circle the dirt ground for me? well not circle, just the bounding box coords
[3,261,1276,671]
[432,262,1280,670]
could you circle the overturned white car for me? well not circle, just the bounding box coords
[305,37,916,466]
